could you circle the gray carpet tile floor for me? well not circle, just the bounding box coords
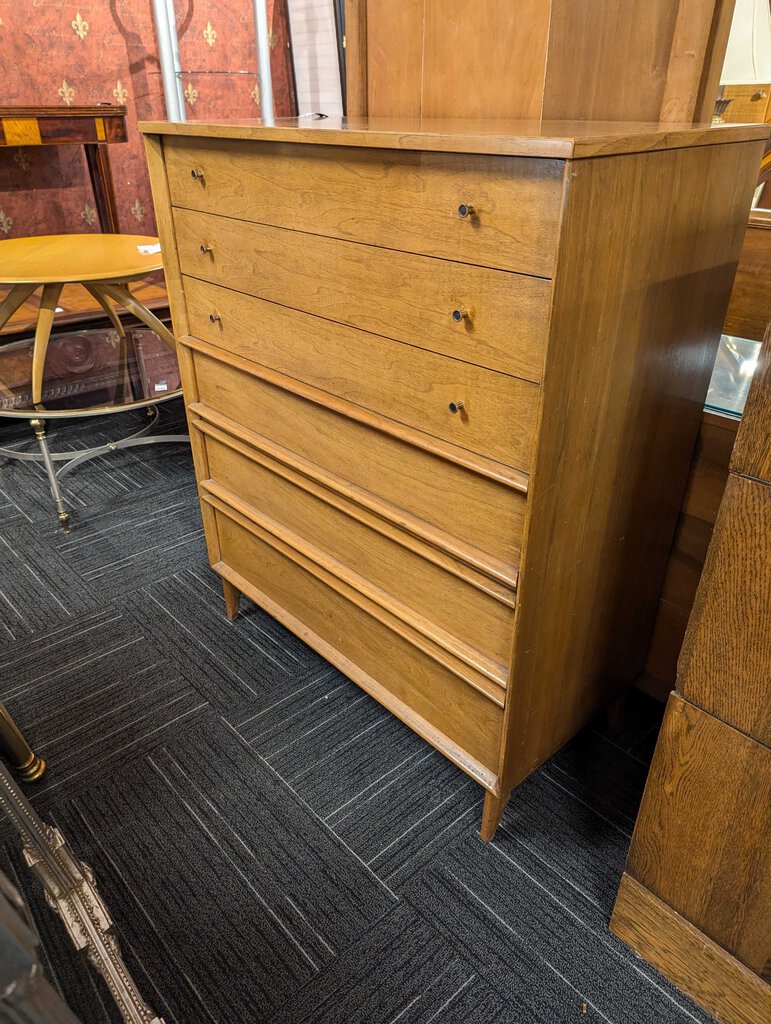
[0,401,716,1024]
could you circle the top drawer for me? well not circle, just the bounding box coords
[164,137,564,278]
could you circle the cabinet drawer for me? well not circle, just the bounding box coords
[165,137,564,278]
[198,423,516,688]
[174,208,551,383]
[183,345,527,581]
[186,276,539,471]
[210,500,504,783]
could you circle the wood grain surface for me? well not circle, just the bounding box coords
[174,208,552,390]
[612,872,771,1024]
[184,276,540,469]
[140,118,770,160]
[165,138,564,278]
[678,474,771,742]
[626,693,771,979]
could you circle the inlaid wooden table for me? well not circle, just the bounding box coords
[0,104,128,232]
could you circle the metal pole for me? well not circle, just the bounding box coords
[253,0,275,124]
[151,0,185,121]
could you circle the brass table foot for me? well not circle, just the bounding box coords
[0,702,47,782]
[15,751,47,783]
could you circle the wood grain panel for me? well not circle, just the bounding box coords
[199,427,516,678]
[731,324,771,481]
[496,140,764,810]
[678,474,771,743]
[187,346,527,577]
[626,693,771,978]
[166,138,564,278]
[365,0,424,118]
[421,0,550,120]
[542,0,680,121]
[211,501,504,781]
[343,0,368,117]
[142,118,771,160]
[612,873,771,1024]
[185,277,540,469]
[174,209,551,388]
[723,218,771,344]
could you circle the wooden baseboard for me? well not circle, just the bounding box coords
[611,873,771,1024]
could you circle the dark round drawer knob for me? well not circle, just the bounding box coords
[448,400,465,415]
[199,244,212,255]
[458,203,475,219]
[452,306,469,323]
[209,312,222,324]
[191,168,205,182]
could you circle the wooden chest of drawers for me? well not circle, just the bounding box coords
[142,117,767,839]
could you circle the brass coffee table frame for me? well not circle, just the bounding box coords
[0,714,165,1023]
[0,395,189,532]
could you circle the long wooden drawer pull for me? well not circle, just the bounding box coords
[457,203,476,219]
[452,306,470,323]
[448,400,465,414]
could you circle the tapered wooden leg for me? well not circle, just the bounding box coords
[480,790,510,842]
[31,282,63,405]
[223,579,241,621]
[84,284,126,337]
[0,701,46,781]
[97,282,176,349]
[0,282,38,333]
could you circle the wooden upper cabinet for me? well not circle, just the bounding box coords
[346,0,736,124]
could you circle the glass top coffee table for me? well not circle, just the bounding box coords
[0,325,189,530]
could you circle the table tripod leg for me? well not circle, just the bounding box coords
[0,702,46,781]
[0,282,38,333]
[29,418,70,532]
[31,282,63,405]
[95,283,176,350]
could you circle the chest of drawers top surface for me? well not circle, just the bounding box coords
[140,115,768,157]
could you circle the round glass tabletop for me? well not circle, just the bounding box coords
[0,327,182,418]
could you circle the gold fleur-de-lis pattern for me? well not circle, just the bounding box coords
[58,78,75,106]
[0,2,297,239]
[13,149,30,172]
[71,12,89,41]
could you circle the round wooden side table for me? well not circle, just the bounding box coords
[0,233,175,405]
[0,234,187,531]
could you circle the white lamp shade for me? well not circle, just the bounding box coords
[721,0,771,84]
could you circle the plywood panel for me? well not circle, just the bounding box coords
[542,0,681,121]
[366,0,424,118]
[421,0,550,120]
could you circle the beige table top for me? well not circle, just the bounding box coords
[0,234,163,284]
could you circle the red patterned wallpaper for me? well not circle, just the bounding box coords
[0,1,296,240]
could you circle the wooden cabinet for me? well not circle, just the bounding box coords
[142,116,766,840]
[612,334,771,1024]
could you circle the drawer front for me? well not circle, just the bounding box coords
[186,276,540,471]
[199,424,516,682]
[185,347,527,579]
[211,502,504,781]
[175,207,551,383]
[165,138,564,278]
